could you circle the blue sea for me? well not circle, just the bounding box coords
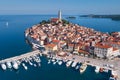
[0,15,120,80]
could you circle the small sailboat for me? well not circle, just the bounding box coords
[6,22,8,26]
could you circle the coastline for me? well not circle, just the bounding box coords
[25,18,120,79]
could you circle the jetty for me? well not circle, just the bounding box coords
[0,50,41,64]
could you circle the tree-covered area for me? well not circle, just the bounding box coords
[80,15,120,21]
[62,19,70,24]
[39,20,50,24]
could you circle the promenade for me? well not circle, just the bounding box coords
[57,54,120,79]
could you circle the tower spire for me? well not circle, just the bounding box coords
[58,10,62,21]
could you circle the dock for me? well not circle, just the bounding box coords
[0,50,41,64]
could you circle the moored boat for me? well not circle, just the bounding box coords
[12,61,19,70]
[95,66,100,73]
[66,60,72,67]
[79,63,87,73]
[58,61,62,65]
[22,63,28,70]
[1,63,7,70]
[6,62,12,69]
[71,61,77,67]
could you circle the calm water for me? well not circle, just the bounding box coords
[0,15,120,80]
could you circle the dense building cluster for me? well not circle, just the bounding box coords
[25,19,120,59]
[25,10,120,59]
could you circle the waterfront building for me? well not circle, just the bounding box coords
[94,43,119,59]
[94,43,113,58]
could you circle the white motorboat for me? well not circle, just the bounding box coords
[22,63,28,70]
[71,61,77,67]
[58,61,62,65]
[75,65,80,70]
[79,63,87,73]
[6,62,12,69]
[28,61,33,66]
[12,61,19,70]
[66,60,72,67]
[95,66,100,73]
[34,64,37,67]
[1,63,7,70]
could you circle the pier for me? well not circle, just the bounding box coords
[0,50,41,64]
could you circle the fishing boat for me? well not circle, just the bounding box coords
[79,63,87,73]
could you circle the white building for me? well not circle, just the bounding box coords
[94,44,113,58]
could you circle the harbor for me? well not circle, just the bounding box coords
[0,49,120,79]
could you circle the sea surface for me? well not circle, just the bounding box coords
[0,15,120,80]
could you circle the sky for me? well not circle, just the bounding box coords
[0,0,120,15]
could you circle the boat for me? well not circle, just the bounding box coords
[38,63,41,67]
[71,61,77,67]
[12,61,19,70]
[79,63,87,73]
[109,77,116,80]
[48,60,51,64]
[95,66,100,73]
[28,61,33,66]
[53,61,57,65]
[6,62,12,69]
[22,63,28,70]
[103,68,109,73]
[75,65,80,70]
[66,60,72,67]
[1,63,7,70]
[6,22,8,26]
[58,61,62,65]
[34,64,37,67]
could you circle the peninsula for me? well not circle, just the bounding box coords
[25,10,120,80]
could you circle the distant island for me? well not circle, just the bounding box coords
[66,16,76,19]
[80,14,120,21]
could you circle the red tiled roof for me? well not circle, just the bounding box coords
[95,43,112,49]
[52,40,60,43]
[45,44,56,48]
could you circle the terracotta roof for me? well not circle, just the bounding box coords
[45,44,56,48]
[113,48,118,51]
[78,50,89,54]
[68,44,74,47]
[95,43,112,49]
[51,18,59,22]
[52,40,60,43]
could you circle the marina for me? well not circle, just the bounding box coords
[0,49,120,79]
